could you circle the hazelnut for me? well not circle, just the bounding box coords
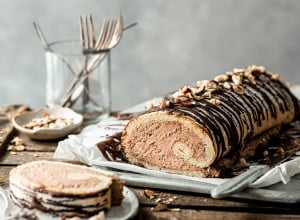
[186,92,194,99]
[203,91,214,98]
[196,81,205,92]
[193,95,204,101]
[225,71,234,76]
[247,73,256,84]
[232,85,245,95]
[272,73,280,81]
[171,91,180,98]
[222,81,231,89]
[179,86,190,94]
[244,68,252,77]
[232,75,242,85]
[233,68,244,74]
[214,74,228,82]
[256,65,266,73]
[205,80,218,90]
[209,98,221,106]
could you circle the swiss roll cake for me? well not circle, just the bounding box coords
[9,160,124,217]
[121,65,299,177]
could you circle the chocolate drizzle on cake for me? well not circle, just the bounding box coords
[120,65,300,177]
[147,65,299,161]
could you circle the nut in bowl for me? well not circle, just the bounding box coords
[12,107,83,140]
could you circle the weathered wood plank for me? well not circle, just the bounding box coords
[137,208,300,220]
[14,133,58,152]
[0,151,54,165]
[131,188,300,214]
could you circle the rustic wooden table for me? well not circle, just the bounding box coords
[1,105,300,220]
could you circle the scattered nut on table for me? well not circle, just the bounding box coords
[7,137,26,152]
[144,189,180,212]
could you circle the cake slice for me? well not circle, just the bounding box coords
[121,65,300,177]
[9,160,124,217]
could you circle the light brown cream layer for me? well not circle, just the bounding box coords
[122,112,217,171]
[9,160,112,196]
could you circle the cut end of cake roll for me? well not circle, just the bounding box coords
[122,112,218,169]
[9,160,124,217]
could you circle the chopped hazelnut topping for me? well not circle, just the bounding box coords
[272,73,280,81]
[214,74,228,82]
[205,80,218,90]
[178,96,189,102]
[233,68,245,74]
[232,75,242,85]
[193,95,204,101]
[247,73,256,84]
[186,92,194,99]
[203,91,214,98]
[181,101,196,107]
[209,98,221,106]
[196,81,205,92]
[244,69,252,77]
[256,65,266,73]
[179,86,191,94]
[232,85,245,95]
[225,71,234,76]
[222,82,231,89]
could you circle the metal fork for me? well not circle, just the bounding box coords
[80,13,124,54]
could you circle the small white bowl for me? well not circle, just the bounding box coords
[12,107,83,140]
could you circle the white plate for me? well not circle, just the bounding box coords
[12,106,83,140]
[1,186,138,220]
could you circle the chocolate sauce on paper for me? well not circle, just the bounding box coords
[97,132,128,162]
